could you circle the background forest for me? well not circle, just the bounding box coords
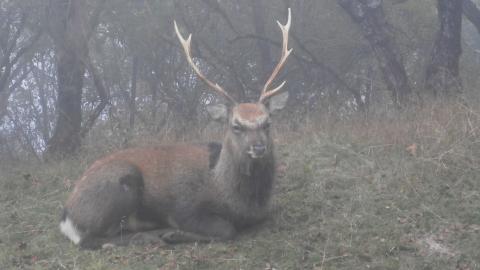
[1,0,479,159]
[0,0,479,269]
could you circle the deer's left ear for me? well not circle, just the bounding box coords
[267,91,289,113]
[206,104,228,122]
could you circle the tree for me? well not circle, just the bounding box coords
[3,0,479,161]
[250,0,273,83]
[45,0,107,158]
[425,0,463,96]
[463,0,480,35]
[45,0,89,157]
[0,4,41,125]
[338,0,412,105]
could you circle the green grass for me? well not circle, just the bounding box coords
[1,104,479,269]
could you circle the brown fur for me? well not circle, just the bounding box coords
[62,9,293,249]
[61,103,277,249]
[233,103,269,127]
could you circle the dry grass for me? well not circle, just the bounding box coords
[0,100,479,269]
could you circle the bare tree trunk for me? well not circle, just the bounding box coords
[338,0,411,105]
[129,56,139,131]
[80,56,109,138]
[250,0,273,83]
[36,74,51,143]
[425,0,463,96]
[0,15,26,117]
[149,61,159,123]
[45,0,88,158]
[151,78,158,121]
[0,11,41,124]
[463,0,480,35]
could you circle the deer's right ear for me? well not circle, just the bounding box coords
[268,91,289,114]
[207,104,228,122]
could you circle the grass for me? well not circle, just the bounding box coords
[0,101,479,269]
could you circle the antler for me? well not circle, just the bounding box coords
[258,8,292,103]
[174,21,236,104]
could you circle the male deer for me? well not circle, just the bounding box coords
[60,9,292,249]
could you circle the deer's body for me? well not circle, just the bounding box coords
[61,140,274,248]
[60,9,292,249]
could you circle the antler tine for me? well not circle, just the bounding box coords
[174,21,236,104]
[259,8,292,103]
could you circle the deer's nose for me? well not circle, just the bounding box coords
[252,144,266,156]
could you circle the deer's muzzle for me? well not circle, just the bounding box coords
[247,144,267,159]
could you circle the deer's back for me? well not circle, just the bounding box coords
[77,144,219,218]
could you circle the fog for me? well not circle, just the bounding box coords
[1,0,479,159]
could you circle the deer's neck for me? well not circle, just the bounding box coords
[213,142,275,209]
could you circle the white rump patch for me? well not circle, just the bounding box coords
[60,217,82,245]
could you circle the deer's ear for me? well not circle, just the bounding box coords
[206,104,228,122]
[268,91,289,113]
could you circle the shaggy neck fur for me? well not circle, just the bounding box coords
[213,137,275,221]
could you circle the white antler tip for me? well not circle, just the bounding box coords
[277,8,292,30]
[174,21,180,34]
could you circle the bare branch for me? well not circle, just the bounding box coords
[80,55,109,138]
[200,0,239,35]
[86,0,107,40]
[464,0,480,35]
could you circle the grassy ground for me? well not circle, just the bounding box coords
[0,102,479,269]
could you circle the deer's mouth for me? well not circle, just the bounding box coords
[247,145,267,159]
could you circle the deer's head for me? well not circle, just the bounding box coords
[174,9,292,160]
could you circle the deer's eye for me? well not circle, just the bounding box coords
[263,122,271,130]
[232,124,244,133]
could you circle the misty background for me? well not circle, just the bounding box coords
[1,0,479,160]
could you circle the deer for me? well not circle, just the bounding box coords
[60,8,292,249]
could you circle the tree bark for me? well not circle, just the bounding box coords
[425,0,463,96]
[338,0,412,105]
[33,67,52,143]
[80,55,108,138]
[45,0,88,158]
[129,56,139,131]
[463,0,480,35]
[250,0,273,83]
[0,12,41,125]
